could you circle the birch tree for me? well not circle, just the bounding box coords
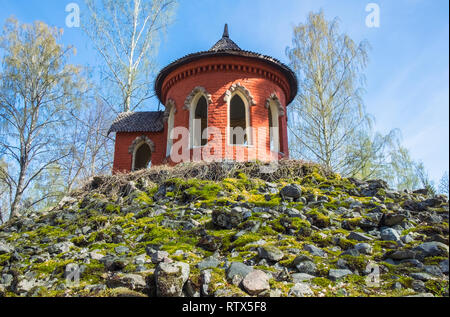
[83,0,177,113]
[0,18,85,219]
[286,11,371,172]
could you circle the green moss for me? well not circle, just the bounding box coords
[337,237,356,250]
[307,210,331,228]
[105,204,120,214]
[232,233,263,249]
[32,259,74,277]
[36,225,69,239]
[425,279,449,296]
[312,277,333,288]
[340,255,369,272]
[0,254,11,266]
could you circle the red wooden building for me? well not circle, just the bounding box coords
[109,25,298,173]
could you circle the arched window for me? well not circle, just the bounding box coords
[133,143,152,170]
[193,96,208,146]
[166,105,175,156]
[229,94,248,145]
[129,136,155,171]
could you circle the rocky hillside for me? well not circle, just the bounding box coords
[0,161,448,297]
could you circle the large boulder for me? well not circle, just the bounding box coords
[258,246,284,262]
[226,262,252,285]
[414,242,449,258]
[212,207,248,229]
[380,228,401,242]
[347,232,373,242]
[155,262,190,297]
[288,283,314,297]
[328,269,353,281]
[280,184,302,200]
[47,242,74,254]
[106,273,147,292]
[242,270,270,295]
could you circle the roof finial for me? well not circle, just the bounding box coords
[223,24,229,38]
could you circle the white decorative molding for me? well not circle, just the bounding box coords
[163,99,177,122]
[184,86,212,110]
[128,136,155,154]
[265,92,285,116]
[224,82,256,106]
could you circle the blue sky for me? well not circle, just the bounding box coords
[0,0,448,184]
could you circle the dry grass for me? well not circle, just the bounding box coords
[72,160,330,198]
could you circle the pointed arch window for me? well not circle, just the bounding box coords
[229,94,247,145]
[129,136,155,171]
[193,96,208,146]
[134,143,152,170]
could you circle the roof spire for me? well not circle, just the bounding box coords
[223,24,229,38]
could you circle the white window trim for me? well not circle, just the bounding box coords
[166,105,176,157]
[268,99,280,153]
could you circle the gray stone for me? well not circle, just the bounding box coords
[114,246,130,254]
[291,273,315,283]
[151,250,170,264]
[0,274,13,288]
[288,283,314,297]
[197,257,220,270]
[439,259,449,274]
[354,243,372,255]
[226,262,252,282]
[106,273,147,292]
[347,232,373,242]
[341,249,360,257]
[133,254,147,265]
[258,246,284,262]
[401,234,414,244]
[155,261,190,297]
[212,208,247,229]
[242,270,270,295]
[280,184,302,200]
[383,214,406,226]
[410,272,434,281]
[0,242,12,254]
[328,269,353,281]
[423,265,443,276]
[295,260,317,275]
[304,244,327,257]
[197,235,222,251]
[411,280,426,293]
[15,278,38,294]
[100,255,128,271]
[399,259,423,268]
[405,293,434,297]
[380,228,401,241]
[337,258,349,270]
[47,242,73,254]
[414,242,449,257]
[388,250,416,260]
